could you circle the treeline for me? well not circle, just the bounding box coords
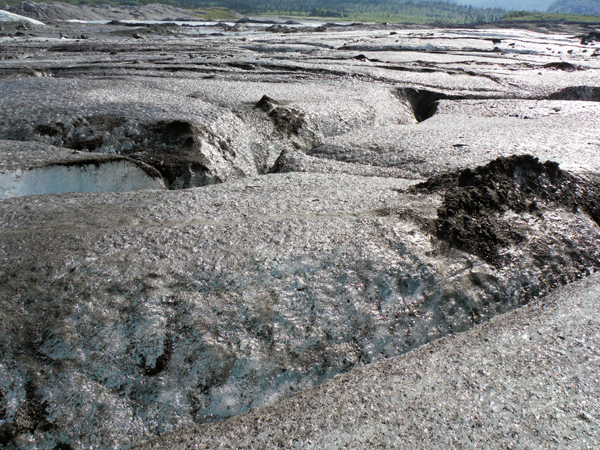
[503,10,600,21]
[181,0,508,23]
[547,0,600,16]
[0,0,511,23]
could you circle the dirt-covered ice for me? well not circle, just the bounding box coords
[135,271,600,449]
[0,15,600,449]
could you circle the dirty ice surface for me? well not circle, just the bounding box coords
[0,18,600,450]
[137,271,600,449]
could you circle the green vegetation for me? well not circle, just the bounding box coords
[181,0,507,23]
[195,6,237,19]
[547,0,600,17]
[0,0,509,24]
[457,0,554,12]
[503,9,600,21]
[4,0,598,24]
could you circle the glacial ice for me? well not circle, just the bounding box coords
[0,10,44,25]
[0,160,166,199]
[136,272,600,449]
[0,17,600,450]
[1,170,600,448]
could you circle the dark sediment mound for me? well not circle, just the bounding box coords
[547,86,600,101]
[411,155,600,267]
[35,115,126,151]
[130,119,227,188]
[542,61,579,71]
[34,115,243,189]
[265,24,298,33]
[255,95,305,135]
[236,17,276,24]
[579,30,600,44]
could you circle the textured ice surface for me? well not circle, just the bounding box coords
[1,21,600,449]
[1,170,600,448]
[0,76,413,185]
[136,271,600,449]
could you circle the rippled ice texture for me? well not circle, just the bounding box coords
[2,171,600,449]
[0,20,600,450]
[136,272,600,449]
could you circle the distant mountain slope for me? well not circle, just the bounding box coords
[4,1,202,21]
[547,0,600,15]
[455,0,554,11]
[184,0,507,23]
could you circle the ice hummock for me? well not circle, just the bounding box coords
[1,168,600,449]
[0,10,44,25]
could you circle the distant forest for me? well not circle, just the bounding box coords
[547,0,600,16]
[2,0,599,22]
[184,0,507,22]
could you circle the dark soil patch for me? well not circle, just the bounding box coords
[409,155,600,267]
[547,86,600,101]
[543,61,579,71]
[34,115,239,188]
[0,380,51,446]
[255,95,305,135]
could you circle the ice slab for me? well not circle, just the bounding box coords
[0,160,166,198]
[136,271,600,449]
[0,140,165,198]
[0,10,44,25]
[1,168,599,448]
[1,22,600,449]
